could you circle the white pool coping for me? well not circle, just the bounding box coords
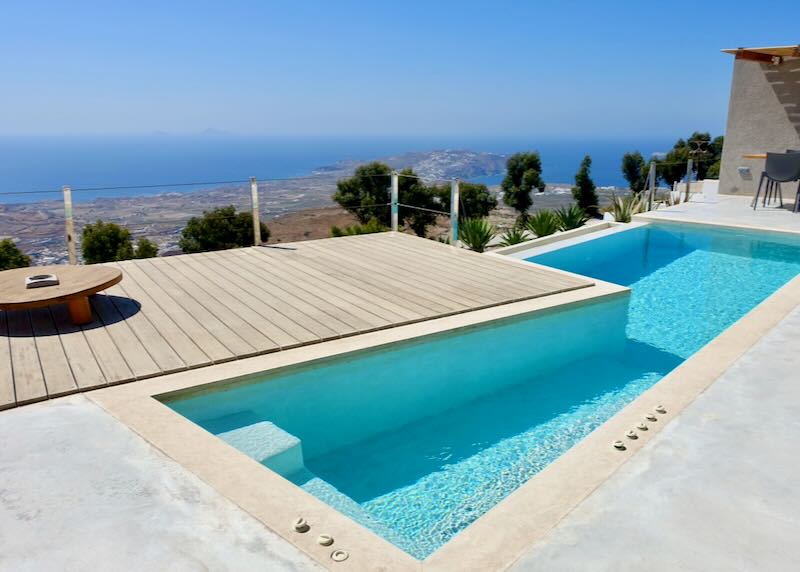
[89,215,800,571]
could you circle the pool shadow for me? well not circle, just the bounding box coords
[0,294,142,336]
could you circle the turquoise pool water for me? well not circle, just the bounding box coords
[165,222,800,559]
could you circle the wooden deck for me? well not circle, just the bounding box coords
[0,232,591,409]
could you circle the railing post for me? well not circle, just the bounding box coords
[450,179,459,244]
[390,171,399,232]
[250,176,262,245]
[63,185,77,264]
[647,161,656,211]
[684,159,693,202]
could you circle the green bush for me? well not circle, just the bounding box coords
[81,220,159,263]
[459,218,496,253]
[554,205,588,231]
[133,238,159,259]
[526,210,560,237]
[498,227,529,247]
[0,239,31,270]
[179,206,269,253]
[330,217,388,237]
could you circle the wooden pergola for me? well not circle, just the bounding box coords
[722,45,800,64]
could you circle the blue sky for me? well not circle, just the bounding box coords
[1,0,799,138]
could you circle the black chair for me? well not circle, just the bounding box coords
[752,152,800,212]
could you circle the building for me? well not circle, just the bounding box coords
[718,45,800,195]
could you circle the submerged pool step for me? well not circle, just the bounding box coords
[218,421,304,475]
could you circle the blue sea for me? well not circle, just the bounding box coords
[0,135,673,204]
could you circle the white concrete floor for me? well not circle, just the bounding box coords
[638,193,800,233]
[0,395,323,572]
[511,305,800,572]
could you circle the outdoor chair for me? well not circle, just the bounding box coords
[752,152,800,212]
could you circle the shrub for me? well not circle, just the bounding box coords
[82,220,134,263]
[554,205,588,231]
[133,238,159,259]
[330,218,387,237]
[526,210,560,237]
[499,227,529,247]
[81,220,159,263]
[179,206,269,253]
[0,239,31,270]
[459,218,496,253]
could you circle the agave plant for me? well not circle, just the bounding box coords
[498,227,529,247]
[554,205,588,231]
[459,217,497,253]
[526,210,560,237]
[607,193,647,223]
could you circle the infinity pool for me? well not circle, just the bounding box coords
[165,222,800,559]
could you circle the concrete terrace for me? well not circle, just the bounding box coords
[0,232,590,409]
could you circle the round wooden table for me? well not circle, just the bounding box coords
[0,265,122,325]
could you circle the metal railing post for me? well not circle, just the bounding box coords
[250,176,262,245]
[647,161,656,211]
[684,159,693,202]
[450,179,459,244]
[63,185,77,264]
[390,171,399,232]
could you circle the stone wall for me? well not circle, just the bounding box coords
[719,57,800,195]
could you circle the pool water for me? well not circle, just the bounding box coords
[165,222,800,559]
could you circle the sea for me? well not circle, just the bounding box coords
[0,135,674,204]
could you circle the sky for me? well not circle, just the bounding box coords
[1,0,799,139]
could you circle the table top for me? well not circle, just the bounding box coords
[0,265,122,310]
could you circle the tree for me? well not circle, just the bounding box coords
[81,220,159,263]
[501,152,545,222]
[133,238,159,259]
[82,220,135,263]
[398,168,438,237]
[657,140,689,190]
[621,151,648,194]
[432,182,497,221]
[332,162,442,237]
[332,162,393,225]
[179,206,269,253]
[572,155,599,216]
[0,239,31,270]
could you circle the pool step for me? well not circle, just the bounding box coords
[218,421,304,476]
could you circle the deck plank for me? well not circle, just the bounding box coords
[168,254,313,348]
[198,251,354,338]
[105,283,187,374]
[295,241,462,313]
[49,304,107,390]
[187,253,320,344]
[0,313,16,408]
[229,249,389,331]
[107,267,211,369]
[28,307,78,397]
[5,311,47,404]
[248,247,423,322]
[327,238,508,305]
[156,256,281,352]
[116,261,234,363]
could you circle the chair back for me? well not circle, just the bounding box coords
[765,152,800,182]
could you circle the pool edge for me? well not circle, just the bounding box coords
[86,272,800,571]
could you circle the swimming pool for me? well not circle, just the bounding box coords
[164,222,800,559]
